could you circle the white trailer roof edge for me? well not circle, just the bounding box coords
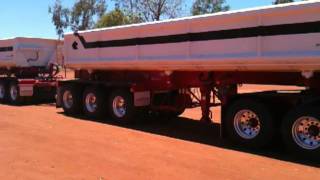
[0,37,60,41]
[64,0,320,35]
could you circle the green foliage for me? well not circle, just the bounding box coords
[273,0,294,4]
[95,9,139,28]
[192,0,230,16]
[70,0,106,30]
[49,0,107,37]
[115,0,183,22]
[48,0,70,38]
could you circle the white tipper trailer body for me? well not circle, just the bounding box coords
[0,37,62,69]
[64,1,320,72]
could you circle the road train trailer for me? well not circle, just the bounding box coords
[0,37,63,104]
[56,1,320,159]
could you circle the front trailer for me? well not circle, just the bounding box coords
[0,37,63,104]
[57,70,320,160]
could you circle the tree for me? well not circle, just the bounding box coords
[49,0,107,37]
[273,0,294,4]
[70,0,107,30]
[192,0,230,16]
[95,8,135,28]
[48,0,70,38]
[115,0,183,22]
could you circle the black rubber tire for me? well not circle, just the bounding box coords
[82,87,106,119]
[61,85,82,115]
[157,93,188,118]
[8,82,23,105]
[0,81,7,103]
[225,98,275,148]
[108,89,136,123]
[282,106,320,161]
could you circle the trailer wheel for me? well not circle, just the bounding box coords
[61,86,81,115]
[0,81,7,102]
[225,98,275,148]
[8,82,23,105]
[282,106,320,160]
[155,92,188,119]
[108,89,135,123]
[83,87,105,119]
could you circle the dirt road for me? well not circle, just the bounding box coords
[0,85,318,180]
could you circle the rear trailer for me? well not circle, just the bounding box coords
[58,1,320,160]
[0,37,63,104]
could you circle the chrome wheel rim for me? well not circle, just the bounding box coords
[10,85,18,101]
[0,84,5,99]
[234,109,261,139]
[62,90,73,109]
[85,93,97,113]
[292,116,320,150]
[112,96,126,118]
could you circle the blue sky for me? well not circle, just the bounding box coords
[0,0,289,39]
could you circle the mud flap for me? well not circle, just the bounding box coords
[134,91,150,107]
[56,86,62,108]
[18,82,34,97]
[220,105,227,138]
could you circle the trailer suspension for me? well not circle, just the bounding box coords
[200,85,213,123]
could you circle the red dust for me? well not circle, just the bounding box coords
[0,85,318,180]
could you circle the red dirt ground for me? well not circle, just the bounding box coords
[0,85,318,180]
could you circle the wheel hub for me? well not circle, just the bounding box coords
[10,85,18,101]
[0,84,5,99]
[85,93,97,113]
[112,96,126,118]
[248,118,259,128]
[292,116,320,150]
[63,90,73,109]
[308,125,319,137]
[234,110,261,139]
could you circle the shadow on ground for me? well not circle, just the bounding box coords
[1,99,56,107]
[58,112,319,168]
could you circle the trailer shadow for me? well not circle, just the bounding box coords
[0,99,56,107]
[59,112,319,168]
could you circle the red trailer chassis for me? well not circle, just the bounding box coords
[56,70,320,160]
[0,66,61,104]
[57,70,320,121]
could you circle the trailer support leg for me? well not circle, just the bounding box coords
[200,86,212,123]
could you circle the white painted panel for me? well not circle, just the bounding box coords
[262,33,320,57]
[190,38,258,59]
[64,1,320,72]
[0,39,14,67]
[0,37,61,68]
[190,11,259,32]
